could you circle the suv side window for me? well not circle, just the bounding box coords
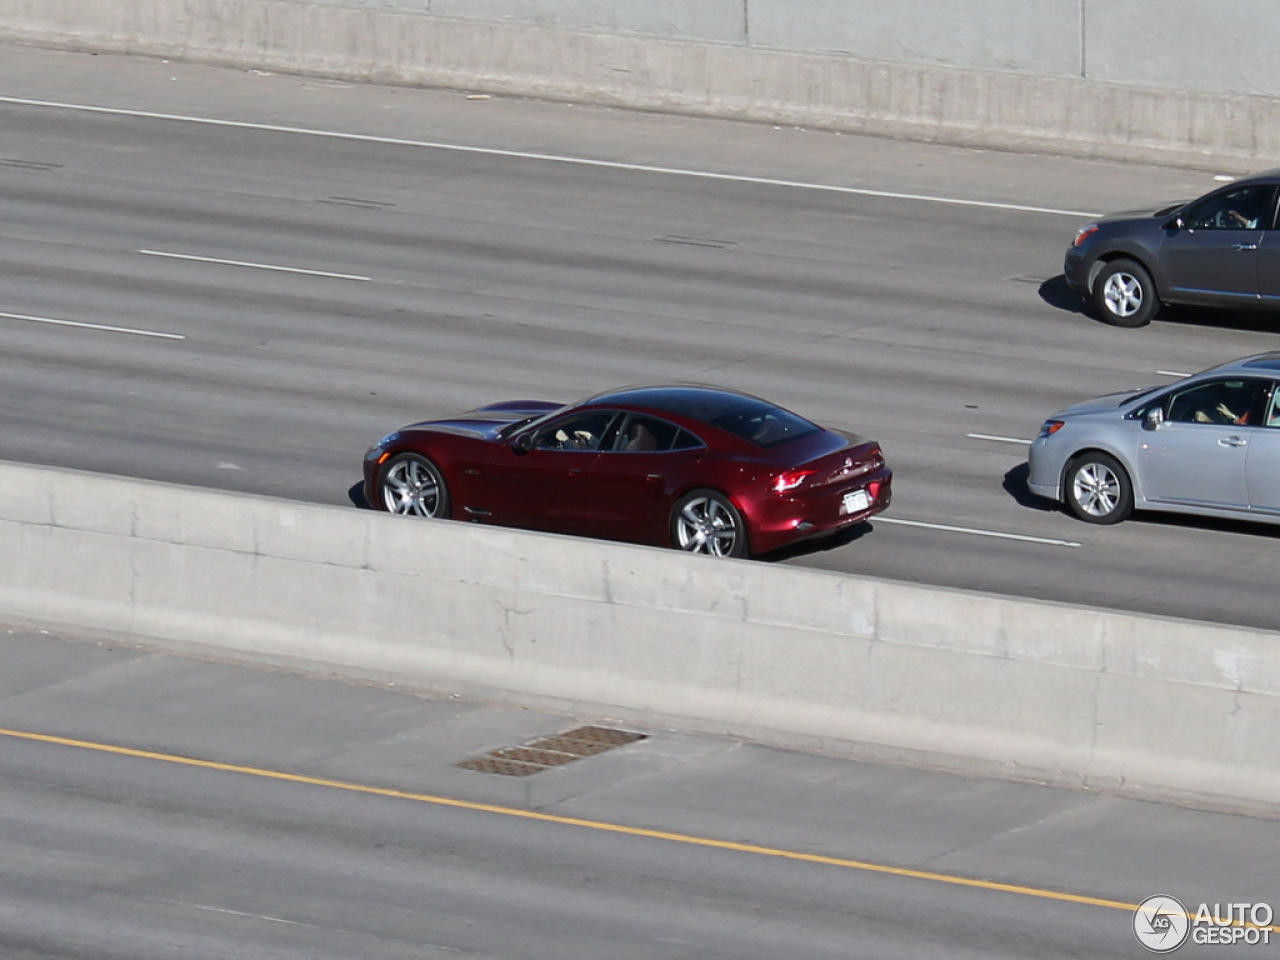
[1182,185,1276,231]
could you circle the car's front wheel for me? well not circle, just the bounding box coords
[671,490,749,558]
[1093,258,1157,328]
[379,453,450,518]
[1064,452,1133,524]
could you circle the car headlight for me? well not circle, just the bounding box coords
[1072,224,1100,247]
[1038,420,1065,439]
[365,432,399,460]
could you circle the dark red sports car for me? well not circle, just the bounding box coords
[362,385,892,557]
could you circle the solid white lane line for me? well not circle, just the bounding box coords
[966,433,1033,445]
[0,96,1100,218]
[139,249,371,281]
[0,310,184,340]
[1155,369,1192,378]
[876,516,1081,548]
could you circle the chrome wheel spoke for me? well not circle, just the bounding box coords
[1074,464,1118,516]
[676,496,738,555]
[1104,274,1142,317]
[382,459,442,517]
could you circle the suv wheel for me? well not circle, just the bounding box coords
[1093,259,1157,328]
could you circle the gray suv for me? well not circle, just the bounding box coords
[1028,353,1280,524]
[1064,169,1280,327]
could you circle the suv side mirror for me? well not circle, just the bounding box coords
[1144,407,1165,430]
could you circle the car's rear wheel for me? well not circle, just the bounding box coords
[380,453,450,518]
[671,490,749,558]
[1093,258,1157,328]
[1064,452,1133,524]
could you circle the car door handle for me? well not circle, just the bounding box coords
[646,473,663,483]
[1232,243,1259,251]
[1218,436,1247,447]
[568,468,585,476]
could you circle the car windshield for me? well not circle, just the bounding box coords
[497,404,571,439]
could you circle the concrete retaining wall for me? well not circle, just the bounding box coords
[1,1,1279,168]
[1,459,1277,814]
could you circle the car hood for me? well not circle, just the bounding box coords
[401,400,563,441]
[1094,201,1187,225]
[1052,386,1154,419]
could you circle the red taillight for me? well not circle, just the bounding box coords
[866,481,882,501]
[772,469,816,493]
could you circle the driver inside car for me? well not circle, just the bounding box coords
[535,411,616,451]
[1190,382,1262,425]
[1218,187,1271,229]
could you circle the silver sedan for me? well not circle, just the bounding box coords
[1027,352,1280,524]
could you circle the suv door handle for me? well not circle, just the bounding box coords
[1233,243,1259,251]
[1218,436,1248,447]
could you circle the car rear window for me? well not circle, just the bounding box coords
[708,399,819,448]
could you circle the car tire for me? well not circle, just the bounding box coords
[1092,258,1158,328]
[1064,452,1133,524]
[379,453,450,519]
[671,490,749,558]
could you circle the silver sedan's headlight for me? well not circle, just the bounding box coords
[1038,420,1065,439]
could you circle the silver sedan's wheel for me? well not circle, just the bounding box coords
[1065,453,1132,524]
[379,453,450,518]
[1092,258,1156,328]
[671,490,748,558]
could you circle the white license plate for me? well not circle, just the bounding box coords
[841,489,871,515]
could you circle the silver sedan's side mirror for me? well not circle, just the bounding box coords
[1144,407,1165,430]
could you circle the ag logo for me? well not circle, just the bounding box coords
[1134,895,1191,953]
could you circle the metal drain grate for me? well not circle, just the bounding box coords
[490,746,580,767]
[524,737,612,757]
[558,725,647,747]
[456,725,647,777]
[455,755,545,777]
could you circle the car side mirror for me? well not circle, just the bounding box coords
[1165,215,1185,231]
[1144,407,1165,430]
[512,432,533,453]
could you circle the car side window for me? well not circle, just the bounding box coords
[533,411,617,451]
[671,428,703,451]
[609,415,702,452]
[1165,379,1268,426]
[1265,386,1280,427]
[1182,185,1276,231]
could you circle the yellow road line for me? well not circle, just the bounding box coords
[0,724,1261,925]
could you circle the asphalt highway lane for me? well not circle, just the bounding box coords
[2,46,1280,628]
[2,630,1275,959]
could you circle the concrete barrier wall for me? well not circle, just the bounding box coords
[2,459,1277,814]
[1,0,1278,168]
